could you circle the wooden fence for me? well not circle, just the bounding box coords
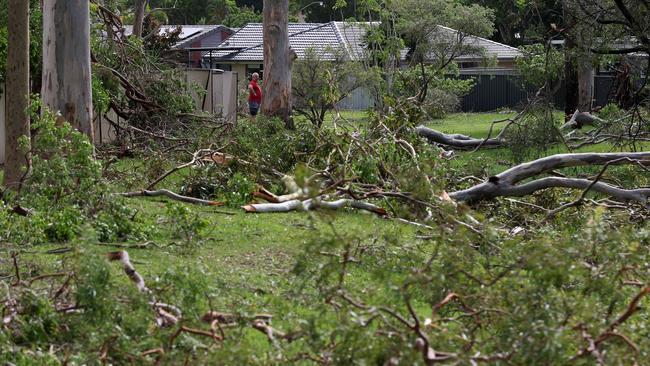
[1,70,239,162]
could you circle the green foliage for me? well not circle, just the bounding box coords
[228,116,322,173]
[394,65,476,119]
[516,43,564,88]
[95,199,149,242]
[145,0,261,27]
[20,103,103,210]
[165,202,209,245]
[224,172,255,207]
[395,0,495,67]
[0,0,42,93]
[505,104,563,162]
[292,47,379,127]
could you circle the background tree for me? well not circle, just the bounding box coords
[292,48,377,127]
[41,0,94,140]
[262,0,295,128]
[3,0,30,189]
[133,0,147,37]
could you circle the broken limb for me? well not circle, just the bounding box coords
[120,189,224,206]
[107,251,149,292]
[449,152,650,203]
[414,125,505,149]
[242,197,387,216]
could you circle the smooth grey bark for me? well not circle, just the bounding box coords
[262,0,296,128]
[3,0,30,189]
[243,198,387,215]
[415,126,505,149]
[449,152,650,203]
[41,0,94,140]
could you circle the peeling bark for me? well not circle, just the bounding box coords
[42,0,94,140]
[262,0,296,128]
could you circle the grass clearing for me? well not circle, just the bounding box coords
[3,111,649,364]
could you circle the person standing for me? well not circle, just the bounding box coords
[248,72,262,119]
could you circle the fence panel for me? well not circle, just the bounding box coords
[337,87,374,110]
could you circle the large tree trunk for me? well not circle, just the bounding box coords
[262,0,296,128]
[3,0,30,189]
[133,0,147,38]
[41,0,94,140]
[577,59,594,111]
[563,0,579,118]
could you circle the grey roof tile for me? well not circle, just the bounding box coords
[206,22,522,63]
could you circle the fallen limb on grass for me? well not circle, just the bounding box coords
[107,251,148,292]
[449,152,650,204]
[243,198,387,215]
[415,126,505,149]
[120,189,224,206]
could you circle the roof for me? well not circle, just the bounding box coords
[206,22,372,62]
[123,25,233,49]
[207,22,522,63]
[434,25,522,61]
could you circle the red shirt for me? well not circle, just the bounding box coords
[248,80,262,103]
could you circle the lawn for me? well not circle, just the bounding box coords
[3,111,649,364]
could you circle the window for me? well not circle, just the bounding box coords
[246,64,264,79]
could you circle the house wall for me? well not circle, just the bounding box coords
[231,64,246,78]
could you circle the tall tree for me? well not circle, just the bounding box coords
[41,0,94,140]
[133,0,147,37]
[262,0,295,128]
[563,0,579,116]
[3,0,30,189]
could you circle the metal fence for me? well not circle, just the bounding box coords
[336,73,618,112]
[459,74,617,112]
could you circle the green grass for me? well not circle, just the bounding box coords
[3,111,649,364]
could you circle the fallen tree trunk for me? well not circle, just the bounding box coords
[414,125,505,149]
[120,189,224,206]
[449,152,650,203]
[243,198,387,216]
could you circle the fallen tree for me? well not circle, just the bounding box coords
[449,152,650,204]
[243,197,387,216]
[414,125,506,149]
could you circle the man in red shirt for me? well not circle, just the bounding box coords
[248,72,262,119]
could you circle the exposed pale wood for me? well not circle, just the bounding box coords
[120,189,224,206]
[107,251,148,292]
[3,0,30,189]
[243,198,387,215]
[449,152,650,203]
[42,0,94,140]
[262,0,296,127]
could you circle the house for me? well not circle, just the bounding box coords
[205,22,523,78]
[125,25,234,68]
[204,22,370,78]
[433,26,523,72]
[206,22,529,111]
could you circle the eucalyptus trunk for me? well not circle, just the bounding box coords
[3,0,30,189]
[262,0,296,128]
[133,0,147,38]
[41,0,94,140]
